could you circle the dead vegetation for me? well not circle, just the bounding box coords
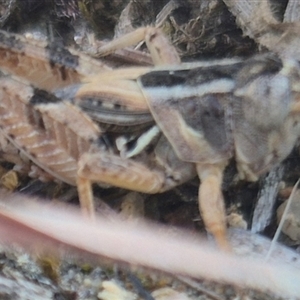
[0,0,299,299]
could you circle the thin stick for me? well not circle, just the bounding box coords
[265,179,300,262]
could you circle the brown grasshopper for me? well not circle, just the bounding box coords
[0,23,300,250]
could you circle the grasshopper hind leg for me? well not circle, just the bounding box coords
[77,150,231,251]
[97,27,180,66]
[76,148,197,217]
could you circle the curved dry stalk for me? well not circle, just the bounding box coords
[0,193,299,298]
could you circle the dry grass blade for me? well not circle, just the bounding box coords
[0,193,299,298]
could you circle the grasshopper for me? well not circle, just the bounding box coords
[0,19,300,251]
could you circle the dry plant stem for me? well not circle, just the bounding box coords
[0,194,299,298]
[265,179,300,261]
[251,166,284,233]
